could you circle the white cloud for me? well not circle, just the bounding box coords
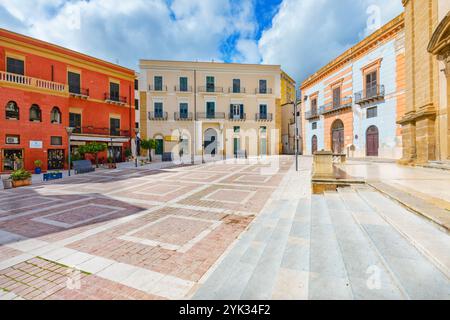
[257,0,404,84]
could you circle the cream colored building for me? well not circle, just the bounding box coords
[138,60,283,161]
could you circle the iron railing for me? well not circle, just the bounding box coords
[104,93,127,104]
[255,88,273,94]
[304,109,320,120]
[174,85,193,92]
[174,112,193,121]
[228,87,246,94]
[149,85,168,92]
[196,112,226,120]
[355,85,385,104]
[255,113,273,121]
[228,113,246,121]
[148,112,168,120]
[72,126,130,137]
[198,86,224,93]
[69,87,89,98]
[319,96,353,115]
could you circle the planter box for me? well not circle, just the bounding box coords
[12,179,32,188]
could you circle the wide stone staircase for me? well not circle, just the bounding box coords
[192,183,450,300]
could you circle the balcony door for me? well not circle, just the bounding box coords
[259,104,267,119]
[366,71,377,98]
[206,76,215,92]
[68,72,81,94]
[230,104,243,120]
[69,113,82,133]
[155,102,163,118]
[110,118,120,136]
[110,82,120,101]
[206,102,215,118]
[180,103,188,119]
[332,86,341,108]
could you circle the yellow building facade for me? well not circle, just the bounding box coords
[138,60,287,160]
[399,0,450,164]
[280,71,297,154]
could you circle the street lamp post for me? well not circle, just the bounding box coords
[293,99,299,172]
[65,127,75,177]
[134,128,140,168]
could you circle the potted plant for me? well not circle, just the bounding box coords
[10,169,32,188]
[78,142,107,168]
[34,160,43,174]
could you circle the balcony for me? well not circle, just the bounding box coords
[174,85,193,93]
[0,71,67,94]
[73,126,130,137]
[174,112,193,121]
[304,109,320,120]
[197,112,226,120]
[355,85,385,105]
[148,112,168,120]
[319,96,353,116]
[255,113,273,121]
[255,88,273,95]
[198,86,224,94]
[104,93,127,106]
[228,87,246,94]
[69,87,89,99]
[149,85,168,92]
[228,113,246,121]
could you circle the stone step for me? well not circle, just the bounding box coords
[352,189,450,299]
[308,194,353,299]
[356,188,450,280]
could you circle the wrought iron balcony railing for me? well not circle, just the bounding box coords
[174,112,193,121]
[319,96,353,115]
[72,126,130,137]
[255,88,273,95]
[196,112,226,120]
[198,86,224,93]
[228,113,246,121]
[104,93,127,105]
[304,109,320,120]
[355,85,385,105]
[228,87,246,94]
[255,113,273,121]
[0,71,67,93]
[69,87,89,99]
[174,85,193,92]
[148,112,168,120]
[149,85,168,92]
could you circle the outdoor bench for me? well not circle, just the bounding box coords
[73,160,95,174]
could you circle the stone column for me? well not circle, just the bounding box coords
[444,55,450,160]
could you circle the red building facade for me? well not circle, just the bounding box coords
[0,29,135,173]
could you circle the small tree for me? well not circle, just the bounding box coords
[78,142,107,168]
[140,139,156,162]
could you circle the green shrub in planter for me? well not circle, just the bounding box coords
[10,169,32,181]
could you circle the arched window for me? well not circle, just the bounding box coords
[50,107,61,124]
[29,104,42,122]
[5,101,19,120]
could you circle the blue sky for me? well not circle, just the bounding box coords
[0,0,403,84]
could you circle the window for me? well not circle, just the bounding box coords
[134,79,138,91]
[69,113,82,133]
[312,122,317,130]
[29,104,41,122]
[260,126,267,133]
[154,76,163,91]
[135,122,139,129]
[135,99,139,110]
[233,126,240,133]
[5,101,19,120]
[206,101,215,118]
[367,106,378,119]
[51,136,63,146]
[110,82,120,101]
[180,77,188,92]
[233,79,241,93]
[154,102,163,117]
[179,103,188,119]
[68,72,81,94]
[51,107,61,124]
[230,104,244,119]
[332,86,341,108]
[259,104,267,119]
[206,76,215,92]
[6,57,24,75]
[311,98,317,114]
[259,80,267,94]
[110,118,121,136]
[366,71,378,97]
[5,135,20,145]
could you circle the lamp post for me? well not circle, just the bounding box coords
[65,127,74,176]
[292,99,299,172]
[134,128,140,168]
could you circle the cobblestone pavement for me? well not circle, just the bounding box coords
[0,157,293,300]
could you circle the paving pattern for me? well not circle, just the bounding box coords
[0,157,292,300]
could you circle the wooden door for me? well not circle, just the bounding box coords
[366,126,379,156]
[311,135,318,154]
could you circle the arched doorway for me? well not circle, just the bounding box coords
[204,128,217,156]
[331,119,344,154]
[366,125,379,157]
[311,135,318,154]
[154,135,164,156]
